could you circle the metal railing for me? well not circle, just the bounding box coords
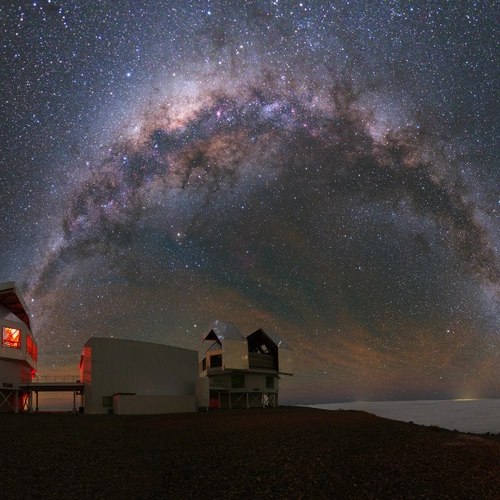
[209,379,227,389]
[31,375,81,383]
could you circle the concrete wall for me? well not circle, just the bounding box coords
[113,394,196,415]
[0,359,31,391]
[196,376,210,409]
[80,337,199,414]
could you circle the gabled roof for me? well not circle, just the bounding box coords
[0,281,31,329]
[247,328,292,351]
[202,320,246,344]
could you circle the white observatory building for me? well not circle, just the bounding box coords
[199,320,293,409]
[0,282,37,412]
[79,337,199,414]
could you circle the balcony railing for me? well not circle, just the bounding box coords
[31,375,81,383]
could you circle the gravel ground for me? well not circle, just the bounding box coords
[1,406,500,499]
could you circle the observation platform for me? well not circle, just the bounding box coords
[19,375,84,412]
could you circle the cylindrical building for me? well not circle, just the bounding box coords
[0,282,37,412]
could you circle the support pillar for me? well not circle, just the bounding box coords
[35,391,39,412]
[14,390,19,413]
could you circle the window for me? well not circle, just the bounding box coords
[231,374,245,389]
[202,358,206,371]
[102,396,113,408]
[2,327,21,348]
[266,376,274,389]
[210,354,222,368]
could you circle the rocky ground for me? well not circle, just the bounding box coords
[2,406,500,499]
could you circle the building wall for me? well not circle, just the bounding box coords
[80,337,199,414]
[205,372,279,391]
[0,359,31,412]
[0,305,37,376]
[196,376,210,409]
[113,394,196,415]
[222,338,249,370]
[0,359,31,391]
[0,303,37,413]
[0,305,37,411]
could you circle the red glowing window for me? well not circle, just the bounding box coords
[26,334,37,361]
[2,327,21,348]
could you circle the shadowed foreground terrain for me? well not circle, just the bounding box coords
[2,406,500,499]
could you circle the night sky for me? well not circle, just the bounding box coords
[2,1,500,404]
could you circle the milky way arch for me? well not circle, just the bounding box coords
[32,71,493,294]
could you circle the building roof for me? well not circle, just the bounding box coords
[202,320,246,344]
[83,336,198,354]
[0,281,31,329]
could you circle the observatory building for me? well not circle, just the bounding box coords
[199,320,294,409]
[79,322,293,414]
[79,337,199,414]
[0,282,37,412]
[0,294,293,415]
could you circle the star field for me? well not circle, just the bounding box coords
[1,1,500,404]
